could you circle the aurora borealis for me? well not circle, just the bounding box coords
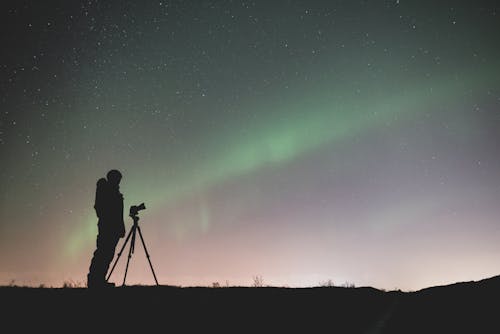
[1,1,500,290]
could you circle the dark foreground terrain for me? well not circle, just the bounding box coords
[2,275,500,333]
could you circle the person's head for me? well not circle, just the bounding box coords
[106,169,122,187]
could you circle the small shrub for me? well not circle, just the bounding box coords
[62,279,82,288]
[342,281,355,288]
[319,279,335,287]
[252,275,264,287]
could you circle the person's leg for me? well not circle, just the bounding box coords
[103,234,121,279]
[87,231,106,287]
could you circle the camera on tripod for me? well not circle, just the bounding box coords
[107,201,158,286]
[129,202,146,218]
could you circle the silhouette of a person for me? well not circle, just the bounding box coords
[87,169,126,288]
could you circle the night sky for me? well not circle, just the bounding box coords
[1,0,500,290]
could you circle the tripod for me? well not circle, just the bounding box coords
[106,213,159,286]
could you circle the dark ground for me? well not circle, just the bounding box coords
[2,275,500,333]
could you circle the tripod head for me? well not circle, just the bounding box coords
[129,203,146,223]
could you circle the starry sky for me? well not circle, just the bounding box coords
[1,0,500,290]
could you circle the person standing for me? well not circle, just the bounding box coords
[87,169,126,288]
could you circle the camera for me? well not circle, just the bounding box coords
[129,202,146,217]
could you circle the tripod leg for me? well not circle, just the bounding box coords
[122,227,136,286]
[136,226,159,285]
[106,226,134,282]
